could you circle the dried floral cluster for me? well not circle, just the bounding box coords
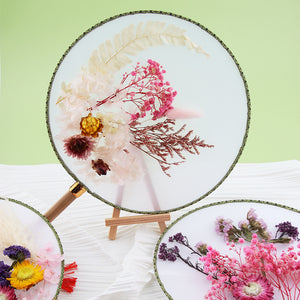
[60,59,213,181]
[96,59,177,122]
[215,208,296,244]
[56,21,212,184]
[0,244,77,299]
[158,209,300,299]
[275,221,299,241]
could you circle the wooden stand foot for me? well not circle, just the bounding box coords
[105,207,170,240]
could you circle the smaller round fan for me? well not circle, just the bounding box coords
[0,197,64,300]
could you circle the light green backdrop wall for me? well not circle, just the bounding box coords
[0,0,299,165]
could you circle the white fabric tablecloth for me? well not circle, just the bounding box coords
[0,160,300,299]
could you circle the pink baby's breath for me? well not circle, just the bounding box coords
[95,59,176,122]
[200,234,300,299]
[160,210,300,300]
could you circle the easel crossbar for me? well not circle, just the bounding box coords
[105,213,170,226]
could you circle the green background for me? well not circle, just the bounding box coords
[0,0,299,165]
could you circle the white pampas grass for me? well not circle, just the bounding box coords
[0,199,36,261]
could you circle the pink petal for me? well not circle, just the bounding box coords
[165,107,202,119]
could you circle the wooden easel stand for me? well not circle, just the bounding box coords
[105,207,170,240]
[44,182,170,240]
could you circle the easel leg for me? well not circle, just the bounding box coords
[158,221,167,233]
[105,210,170,240]
[108,208,121,240]
[105,175,170,240]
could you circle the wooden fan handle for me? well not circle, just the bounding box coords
[44,182,86,222]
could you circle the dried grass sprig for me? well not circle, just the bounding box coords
[130,119,213,176]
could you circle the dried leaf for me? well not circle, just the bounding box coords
[98,43,109,64]
[88,49,102,74]
[105,40,114,58]
[136,21,144,37]
[113,33,122,52]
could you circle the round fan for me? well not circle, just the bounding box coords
[47,11,250,213]
[154,200,300,299]
[0,197,63,300]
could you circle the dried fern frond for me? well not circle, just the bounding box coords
[88,20,209,75]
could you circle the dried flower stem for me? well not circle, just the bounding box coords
[176,253,214,278]
[130,119,214,176]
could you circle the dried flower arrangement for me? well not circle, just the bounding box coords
[0,245,77,299]
[55,21,214,184]
[0,202,77,299]
[158,209,300,299]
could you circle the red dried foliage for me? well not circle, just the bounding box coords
[130,119,214,176]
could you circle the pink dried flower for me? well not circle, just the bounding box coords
[64,135,95,159]
[239,238,300,299]
[247,208,258,221]
[195,242,208,255]
[201,237,299,299]
[215,210,293,244]
[215,217,242,242]
[0,285,17,300]
[36,243,63,285]
[238,220,249,230]
[37,244,63,268]
[232,275,274,300]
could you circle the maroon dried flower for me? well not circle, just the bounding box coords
[92,159,110,176]
[168,233,185,244]
[158,243,179,262]
[64,135,95,160]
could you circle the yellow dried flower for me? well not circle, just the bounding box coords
[80,113,103,137]
[8,260,44,290]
